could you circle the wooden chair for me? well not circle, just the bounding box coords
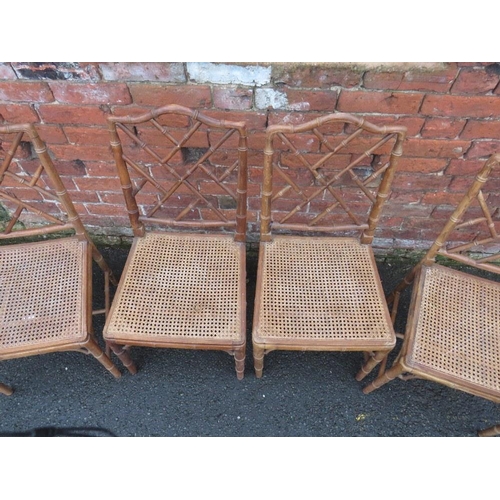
[252,113,406,379]
[103,105,248,379]
[363,154,500,437]
[0,123,123,395]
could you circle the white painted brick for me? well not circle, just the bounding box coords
[187,63,271,86]
[255,88,288,110]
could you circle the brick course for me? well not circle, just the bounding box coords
[1,62,500,249]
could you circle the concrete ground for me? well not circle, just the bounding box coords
[0,245,498,437]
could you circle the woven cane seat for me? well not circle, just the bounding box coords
[404,264,500,399]
[104,232,245,346]
[0,237,88,358]
[253,236,395,349]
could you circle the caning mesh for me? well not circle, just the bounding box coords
[409,265,500,393]
[105,233,244,342]
[255,237,393,343]
[0,238,86,355]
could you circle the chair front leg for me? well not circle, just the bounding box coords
[356,350,388,382]
[108,342,137,375]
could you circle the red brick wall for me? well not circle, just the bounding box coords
[1,62,499,249]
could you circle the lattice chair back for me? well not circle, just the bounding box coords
[260,113,406,244]
[387,153,500,311]
[107,105,248,242]
[0,123,110,275]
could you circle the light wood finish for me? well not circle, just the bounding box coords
[0,123,122,395]
[103,105,248,379]
[252,113,406,379]
[363,154,500,436]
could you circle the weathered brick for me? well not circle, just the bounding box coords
[273,65,362,88]
[449,175,500,193]
[421,191,466,206]
[50,83,132,105]
[36,125,68,144]
[446,159,485,175]
[283,89,338,111]
[421,94,500,118]
[460,120,500,139]
[49,144,112,162]
[128,84,212,107]
[0,103,39,122]
[64,189,99,203]
[392,173,451,192]
[363,72,404,90]
[213,87,253,110]
[0,82,54,102]
[37,104,108,125]
[465,140,500,159]
[63,126,110,145]
[394,157,448,173]
[99,63,186,82]
[11,62,100,81]
[451,66,500,94]
[398,65,458,92]
[337,90,423,115]
[72,176,122,192]
[268,111,337,128]
[403,138,471,158]
[0,64,16,80]
[421,118,466,139]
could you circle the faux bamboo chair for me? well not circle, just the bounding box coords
[363,154,500,437]
[252,113,406,379]
[0,123,123,395]
[103,105,248,379]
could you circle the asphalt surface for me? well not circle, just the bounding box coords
[0,245,498,437]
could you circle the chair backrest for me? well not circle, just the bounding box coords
[421,153,500,274]
[387,153,500,312]
[0,122,112,275]
[260,113,406,244]
[107,105,248,243]
[0,123,90,242]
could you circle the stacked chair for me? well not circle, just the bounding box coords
[0,123,123,395]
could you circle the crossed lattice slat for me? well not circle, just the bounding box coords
[271,126,396,231]
[116,118,239,224]
[439,189,500,270]
[0,132,68,237]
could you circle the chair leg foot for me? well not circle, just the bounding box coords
[108,342,137,375]
[234,346,245,380]
[478,424,500,437]
[0,383,13,396]
[86,339,121,379]
[253,344,265,378]
[363,363,405,394]
[356,351,387,382]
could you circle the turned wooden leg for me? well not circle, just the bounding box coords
[85,338,121,379]
[253,343,265,379]
[108,342,137,375]
[478,424,500,437]
[0,383,13,396]
[356,351,388,381]
[363,362,406,394]
[234,345,246,380]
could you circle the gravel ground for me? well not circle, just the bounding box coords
[0,245,498,438]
